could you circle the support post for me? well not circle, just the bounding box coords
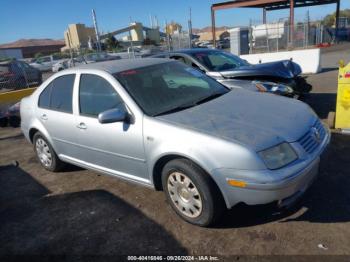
[263,8,267,24]
[211,7,216,48]
[289,0,295,47]
[335,0,340,43]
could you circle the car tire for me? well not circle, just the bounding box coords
[33,132,65,172]
[161,158,224,227]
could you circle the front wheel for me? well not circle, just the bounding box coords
[162,159,224,227]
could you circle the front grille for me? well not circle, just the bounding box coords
[298,119,326,154]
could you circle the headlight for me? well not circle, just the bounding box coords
[254,81,294,95]
[258,142,298,169]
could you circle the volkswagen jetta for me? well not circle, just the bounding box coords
[21,59,330,226]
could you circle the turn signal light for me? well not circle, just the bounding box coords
[227,179,246,188]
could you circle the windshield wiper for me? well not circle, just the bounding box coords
[194,92,224,105]
[154,103,196,116]
[154,92,225,116]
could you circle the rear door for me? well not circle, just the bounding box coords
[36,74,81,158]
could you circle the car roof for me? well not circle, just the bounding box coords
[74,58,172,73]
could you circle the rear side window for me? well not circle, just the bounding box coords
[38,74,75,113]
[79,74,123,117]
[38,82,52,108]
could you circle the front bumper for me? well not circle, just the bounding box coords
[214,157,319,208]
[212,126,330,209]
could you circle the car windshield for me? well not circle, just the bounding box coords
[114,61,229,116]
[191,50,249,72]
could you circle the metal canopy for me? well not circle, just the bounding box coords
[212,0,338,11]
[211,0,341,47]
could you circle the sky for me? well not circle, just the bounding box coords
[1,0,350,44]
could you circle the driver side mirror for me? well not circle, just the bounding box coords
[98,107,128,124]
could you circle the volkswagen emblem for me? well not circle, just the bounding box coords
[311,127,321,143]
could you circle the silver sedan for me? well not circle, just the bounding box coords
[20,58,330,226]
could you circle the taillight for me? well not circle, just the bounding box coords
[344,72,350,78]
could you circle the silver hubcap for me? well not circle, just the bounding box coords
[167,172,202,218]
[36,138,52,168]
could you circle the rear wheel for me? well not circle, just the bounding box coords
[33,132,65,172]
[162,159,224,227]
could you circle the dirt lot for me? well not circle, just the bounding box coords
[1,47,350,260]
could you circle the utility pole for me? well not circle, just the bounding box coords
[188,7,193,48]
[165,20,171,51]
[129,16,135,58]
[92,9,101,52]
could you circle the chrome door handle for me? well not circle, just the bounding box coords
[77,122,87,130]
[40,114,48,120]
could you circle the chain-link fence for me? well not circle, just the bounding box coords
[248,21,348,54]
[0,59,43,93]
[169,32,192,51]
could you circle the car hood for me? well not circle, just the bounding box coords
[156,90,316,152]
[219,60,302,79]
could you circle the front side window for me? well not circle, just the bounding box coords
[79,74,123,117]
[191,51,249,72]
[38,74,75,113]
[114,61,228,116]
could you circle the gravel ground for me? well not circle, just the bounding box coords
[1,46,350,260]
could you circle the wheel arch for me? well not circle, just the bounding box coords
[153,154,216,190]
[29,127,39,143]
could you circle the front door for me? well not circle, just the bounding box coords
[74,73,148,182]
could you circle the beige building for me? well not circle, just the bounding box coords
[62,24,96,51]
[166,22,182,35]
[130,22,144,42]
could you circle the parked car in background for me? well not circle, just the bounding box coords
[217,38,230,49]
[21,59,330,226]
[84,52,121,63]
[196,41,214,49]
[52,52,121,72]
[30,55,65,72]
[0,102,21,128]
[0,60,42,89]
[153,49,312,97]
[52,57,85,72]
